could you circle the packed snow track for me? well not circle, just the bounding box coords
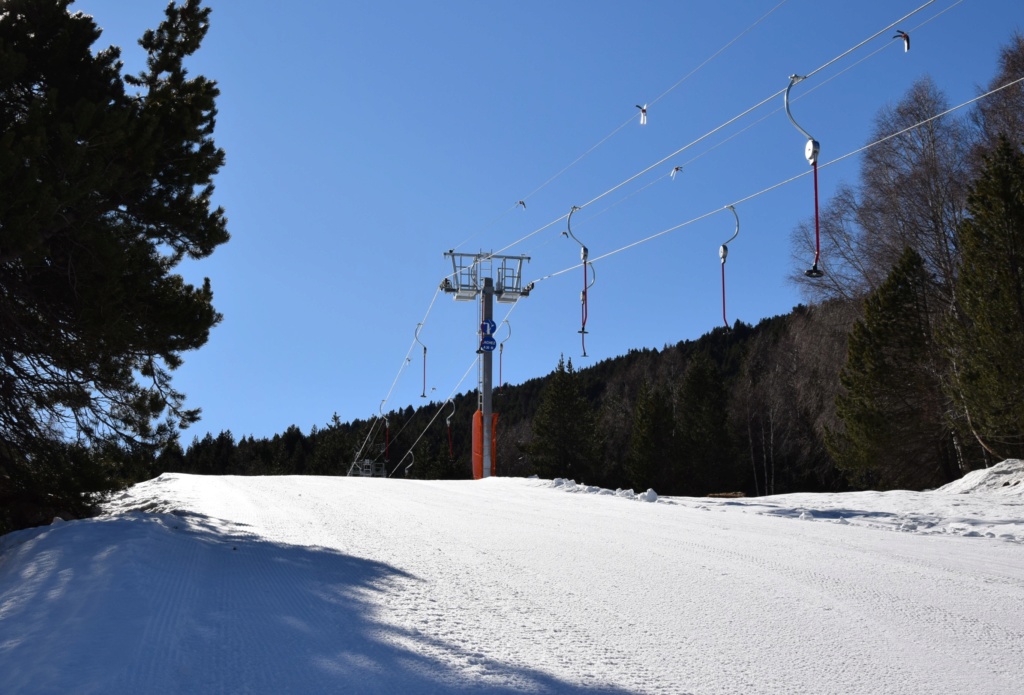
[2,468,1024,694]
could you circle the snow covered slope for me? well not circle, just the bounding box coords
[2,462,1024,694]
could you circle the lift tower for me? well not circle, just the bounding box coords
[441,251,532,478]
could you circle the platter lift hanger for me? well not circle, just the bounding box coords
[719,205,740,328]
[445,399,456,463]
[498,320,511,394]
[563,206,597,357]
[785,75,824,279]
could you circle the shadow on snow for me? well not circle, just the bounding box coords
[0,511,634,694]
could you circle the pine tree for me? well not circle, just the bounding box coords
[529,355,599,481]
[942,137,1024,461]
[0,0,228,530]
[675,354,735,495]
[829,248,956,489]
[626,380,675,492]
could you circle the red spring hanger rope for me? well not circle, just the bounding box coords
[447,423,454,460]
[721,263,728,327]
[812,160,821,269]
[719,205,739,329]
[580,261,589,357]
[785,76,822,278]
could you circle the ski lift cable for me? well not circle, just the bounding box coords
[359,284,443,461]
[667,0,962,179]
[353,415,383,463]
[526,75,1024,287]
[512,1,790,211]
[647,0,791,109]
[389,352,480,477]
[576,168,678,228]
[369,3,950,467]
[579,90,784,214]
[414,323,427,398]
[378,285,442,414]
[389,302,529,471]
[517,117,637,208]
[803,0,937,82]
[795,75,1024,189]
[370,0,960,452]
[671,2,922,177]
[451,200,528,253]
[485,0,942,262]
[389,296,524,474]
[461,2,807,261]
[579,0,938,214]
[487,88,781,261]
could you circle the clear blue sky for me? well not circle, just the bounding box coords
[71,0,1022,442]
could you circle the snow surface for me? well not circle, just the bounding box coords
[2,461,1024,694]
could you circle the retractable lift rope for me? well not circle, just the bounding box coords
[785,75,824,278]
[498,320,511,393]
[563,206,597,357]
[414,323,427,398]
[379,401,390,462]
[719,205,740,328]
[445,399,456,461]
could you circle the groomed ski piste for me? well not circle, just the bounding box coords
[2,461,1023,694]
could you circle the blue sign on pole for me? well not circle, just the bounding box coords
[480,336,497,352]
[480,319,497,336]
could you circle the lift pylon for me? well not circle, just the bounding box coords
[441,251,532,478]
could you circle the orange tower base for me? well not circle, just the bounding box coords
[471,410,499,479]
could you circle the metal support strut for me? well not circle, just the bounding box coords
[563,206,596,357]
[719,205,740,328]
[785,75,824,278]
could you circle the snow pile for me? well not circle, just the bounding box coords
[550,477,658,502]
[681,460,1024,544]
[937,458,1024,495]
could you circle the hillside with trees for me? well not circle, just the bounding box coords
[2,0,1022,536]
[163,34,1024,498]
